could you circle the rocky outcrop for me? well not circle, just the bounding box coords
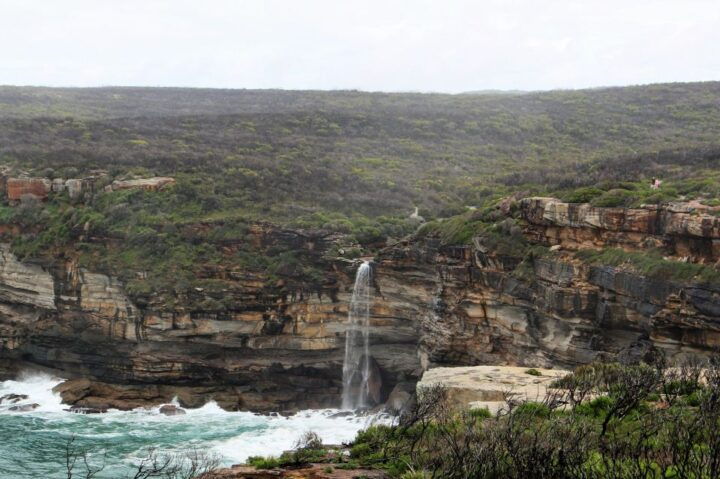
[0,225,421,412]
[6,177,51,201]
[1,198,719,412]
[377,200,720,372]
[8,403,39,412]
[417,365,569,412]
[107,177,175,192]
[0,244,55,310]
[207,464,387,478]
[159,404,186,415]
[521,197,720,261]
[1,173,104,203]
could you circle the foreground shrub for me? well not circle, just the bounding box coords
[348,356,720,479]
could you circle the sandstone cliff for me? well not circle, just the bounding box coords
[377,198,720,374]
[1,199,719,411]
[0,225,421,411]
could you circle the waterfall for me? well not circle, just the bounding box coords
[341,261,373,409]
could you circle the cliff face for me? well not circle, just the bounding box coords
[0,226,421,411]
[522,197,720,261]
[1,199,719,411]
[376,198,720,372]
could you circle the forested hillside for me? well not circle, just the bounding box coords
[1,82,720,223]
[1,82,720,299]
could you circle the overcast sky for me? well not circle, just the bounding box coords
[1,0,718,92]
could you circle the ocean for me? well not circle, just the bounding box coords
[0,373,381,478]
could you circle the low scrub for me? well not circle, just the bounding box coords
[576,247,720,285]
[346,357,720,478]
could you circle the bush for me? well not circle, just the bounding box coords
[350,442,372,458]
[295,430,323,450]
[247,456,280,469]
[469,407,492,419]
[563,186,604,203]
[590,188,637,207]
[525,368,542,376]
[513,402,551,418]
[576,247,720,285]
[575,396,614,418]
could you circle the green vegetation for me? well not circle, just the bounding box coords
[1,84,720,298]
[525,368,542,376]
[246,455,281,469]
[468,407,492,419]
[343,358,720,478]
[247,431,332,470]
[549,174,720,208]
[416,210,487,245]
[576,248,720,285]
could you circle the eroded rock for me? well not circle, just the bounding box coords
[6,177,51,202]
[66,406,108,414]
[417,365,569,412]
[0,393,28,404]
[107,177,175,192]
[8,403,39,412]
[159,404,186,416]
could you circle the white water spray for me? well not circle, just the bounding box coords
[342,261,373,409]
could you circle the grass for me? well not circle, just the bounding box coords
[576,248,720,285]
[416,210,487,245]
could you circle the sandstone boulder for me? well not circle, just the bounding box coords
[8,403,39,412]
[51,178,66,192]
[53,378,167,410]
[210,463,388,478]
[417,365,569,412]
[6,177,51,202]
[108,177,175,192]
[159,404,186,416]
[384,382,414,414]
[65,179,83,199]
[66,406,108,414]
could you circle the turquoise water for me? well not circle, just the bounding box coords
[0,374,378,478]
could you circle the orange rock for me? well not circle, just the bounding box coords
[6,177,51,201]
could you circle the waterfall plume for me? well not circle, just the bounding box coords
[341,261,373,409]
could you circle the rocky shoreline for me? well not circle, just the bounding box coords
[1,198,719,412]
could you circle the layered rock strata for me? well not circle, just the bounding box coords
[377,199,720,373]
[522,197,720,261]
[0,226,421,411]
[1,199,720,411]
[417,365,569,412]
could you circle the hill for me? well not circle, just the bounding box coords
[1,82,720,224]
[1,82,720,296]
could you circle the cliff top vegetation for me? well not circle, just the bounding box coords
[2,83,720,303]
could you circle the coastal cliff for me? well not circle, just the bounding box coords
[378,197,720,372]
[0,225,420,411]
[1,198,720,411]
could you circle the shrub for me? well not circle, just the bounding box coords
[563,186,604,203]
[575,396,614,418]
[350,442,372,459]
[400,470,430,479]
[247,455,280,469]
[513,402,551,418]
[295,430,323,450]
[469,407,492,419]
[576,247,720,285]
[590,188,637,207]
[525,368,542,376]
